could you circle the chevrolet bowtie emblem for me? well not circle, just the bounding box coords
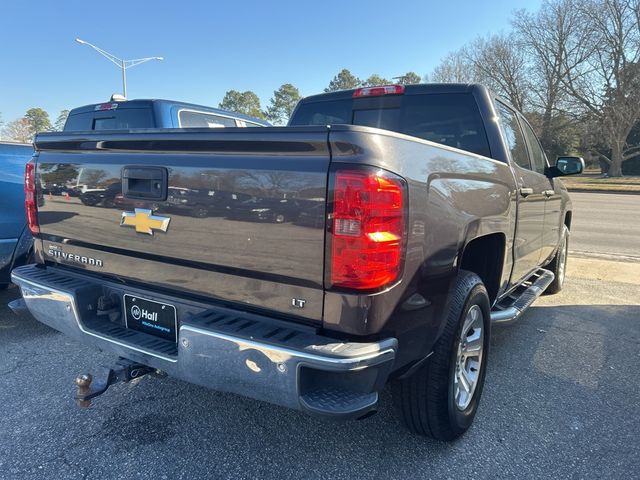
[120,208,170,235]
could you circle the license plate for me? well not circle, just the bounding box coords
[123,294,177,342]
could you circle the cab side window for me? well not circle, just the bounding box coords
[496,102,530,170]
[520,118,548,175]
[179,111,236,128]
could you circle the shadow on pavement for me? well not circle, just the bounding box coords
[0,283,638,478]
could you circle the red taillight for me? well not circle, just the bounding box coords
[353,85,405,98]
[329,168,405,291]
[24,159,39,235]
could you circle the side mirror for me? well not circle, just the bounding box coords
[546,156,584,178]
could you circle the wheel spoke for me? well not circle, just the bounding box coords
[460,365,475,389]
[463,331,483,354]
[457,370,470,393]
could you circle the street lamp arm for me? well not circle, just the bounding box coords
[124,57,164,69]
[75,37,163,99]
[76,38,123,68]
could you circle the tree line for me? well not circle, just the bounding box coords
[427,0,640,177]
[0,109,69,143]
[0,69,420,142]
[4,0,637,177]
[217,70,422,125]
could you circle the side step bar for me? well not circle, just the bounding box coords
[490,268,555,325]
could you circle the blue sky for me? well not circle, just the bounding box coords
[0,0,543,122]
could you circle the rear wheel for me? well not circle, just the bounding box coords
[392,271,490,440]
[545,225,569,294]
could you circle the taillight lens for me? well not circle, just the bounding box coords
[329,168,405,291]
[24,159,39,235]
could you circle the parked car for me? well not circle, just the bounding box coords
[161,187,232,218]
[226,196,301,223]
[14,83,583,441]
[0,142,33,288]
[63,98,270,131]
[79,183,122,207]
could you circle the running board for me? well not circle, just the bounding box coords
[490,269,555,325]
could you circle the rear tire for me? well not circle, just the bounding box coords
[545,226,569,295]
[392,271,491,441]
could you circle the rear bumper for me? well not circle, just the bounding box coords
[11,264,396,419]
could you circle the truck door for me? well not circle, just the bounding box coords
[520,117,562,264]
[496,102,546,284]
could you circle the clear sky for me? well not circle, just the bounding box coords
[0,0,543,122]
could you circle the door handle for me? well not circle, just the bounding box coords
[543,190,555,197]
[519,187,534,197]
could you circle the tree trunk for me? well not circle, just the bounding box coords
[609,141,624,177]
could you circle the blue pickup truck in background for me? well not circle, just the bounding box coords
[0,142,34,288]
[64,98,270,131]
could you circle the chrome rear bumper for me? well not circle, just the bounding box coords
[12,264,396,418]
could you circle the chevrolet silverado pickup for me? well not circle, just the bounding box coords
[12,83,583,440]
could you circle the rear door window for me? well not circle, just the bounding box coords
[496,102,531,170]
[179,111,237,128]
[520,117,548,174]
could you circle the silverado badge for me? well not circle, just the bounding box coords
[120,208,170,235]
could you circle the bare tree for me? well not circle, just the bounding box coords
[561,0,640,176]
[2,118,33,143]
[428,34,529,111]
[512,0,589,156]
[429,49,476,83]
[463,33,529,111]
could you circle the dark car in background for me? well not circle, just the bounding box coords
[225,196,301,223]
[64,98,270,131]
[79,183,122,207]
[0,142,33,288]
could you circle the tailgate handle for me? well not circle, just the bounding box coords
[122,167,167,201]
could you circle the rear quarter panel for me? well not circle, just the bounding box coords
[324,126,516,367]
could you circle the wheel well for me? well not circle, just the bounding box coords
[564,211,572,230]
[459,233,505,304]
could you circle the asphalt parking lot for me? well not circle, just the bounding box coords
[1,255,639,479]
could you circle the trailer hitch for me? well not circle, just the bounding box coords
[74,357,155,408]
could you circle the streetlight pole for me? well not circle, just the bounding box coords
[75,38,163,99]
[122,59,127,99]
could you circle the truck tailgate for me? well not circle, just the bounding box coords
[34,129,330,322]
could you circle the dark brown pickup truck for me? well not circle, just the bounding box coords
[13,83,583,440]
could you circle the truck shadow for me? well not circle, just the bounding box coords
[2,291,638,478]
[94,303,639,478]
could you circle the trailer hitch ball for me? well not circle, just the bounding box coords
[75,373,93,408]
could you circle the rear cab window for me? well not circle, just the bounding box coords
[290,93,492,158]
[64,107,155,131]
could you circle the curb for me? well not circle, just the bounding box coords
[567,188,640,195]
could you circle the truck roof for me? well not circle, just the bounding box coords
[299,83,485,103]
[68,99,270,126]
